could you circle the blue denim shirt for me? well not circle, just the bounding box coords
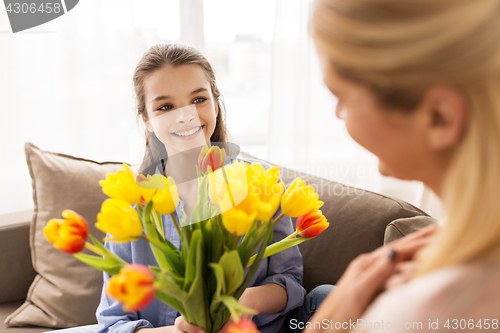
[95,156,306,333]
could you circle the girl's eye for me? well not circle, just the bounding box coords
[193,97,207,104]
[158,104,174,111]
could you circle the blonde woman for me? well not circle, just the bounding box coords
[305,0,500,331]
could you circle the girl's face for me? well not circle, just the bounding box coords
[142,64,218,155]
[319,54,429,182]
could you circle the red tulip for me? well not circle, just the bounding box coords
[43,210,89,254]
[226,318,260,333]
[296,209,329,238]
[107,264,156,312]
[198,145,226,175]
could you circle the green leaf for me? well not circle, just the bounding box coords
[73,253,125,276]
[155,287,186,315]
[219,250,244,295]
[183,229,201,292]
[211,215,224,264]
[234,219,274,300]
[142,202,171,271]
[183,229,208,330]
[148,265,161,275]
[157,273,187,302]
[208,263,225,314]
[87,234,128,265]
[151,209,165,240]
[146,235,185,276]
[220,295,258,322]
[246,237,311,267]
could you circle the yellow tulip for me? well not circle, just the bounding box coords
[96,198,143,242]
[135,173,168,189]
[222,207,257,236]
[107,264,156,312]
[281,177,323,217]
[252,182,284,222]
[100,164,155,205]
[209,160,249,209]
[152,176,179,215]
[247,164,284,221]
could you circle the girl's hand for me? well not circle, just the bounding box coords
[304,224,439,333]
[172,316,205,333]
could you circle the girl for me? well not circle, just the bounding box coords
[95,44,306,333]
[305,0,500,331]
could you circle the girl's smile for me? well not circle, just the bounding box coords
[170,125,205,140]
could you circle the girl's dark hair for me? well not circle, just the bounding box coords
[133,44,228,176]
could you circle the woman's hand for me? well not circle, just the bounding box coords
[304,224,439,333]
[172,316,205,333]
[383,260,420,291]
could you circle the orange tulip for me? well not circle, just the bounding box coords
[107,264,156,312]
[198,145,226,175]
[296,209,329,238]
[226,318,260,333]
[43,210,89,254]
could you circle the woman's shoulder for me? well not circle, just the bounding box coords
[358,261,500,332]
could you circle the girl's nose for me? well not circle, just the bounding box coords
[177,106,197,123]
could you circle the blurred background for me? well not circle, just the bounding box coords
[0,0,444,218]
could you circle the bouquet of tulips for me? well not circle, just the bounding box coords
[43,146,329,333]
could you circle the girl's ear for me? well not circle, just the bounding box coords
[142,114,154,132]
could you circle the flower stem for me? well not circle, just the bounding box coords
[283,231,298,241]
[170,212,182,237]
[232,234,241,250]
[85,242,105,257]
[274,212,284,224]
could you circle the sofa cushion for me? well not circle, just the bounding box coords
[4,143,137,329]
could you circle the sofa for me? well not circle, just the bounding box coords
[0,143,437,332]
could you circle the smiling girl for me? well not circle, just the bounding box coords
[95,44,307,333]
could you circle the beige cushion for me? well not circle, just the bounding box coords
[4,143,136,329]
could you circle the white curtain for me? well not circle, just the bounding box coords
[267,0,445,219]
[0,1,148,214]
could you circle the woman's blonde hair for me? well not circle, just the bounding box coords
[311,0,500,274]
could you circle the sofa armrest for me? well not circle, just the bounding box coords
[0,209,37,304]
[384,215,439,244]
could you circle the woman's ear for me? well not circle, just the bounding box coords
[422,87,468,152]
[142,113,154,132]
